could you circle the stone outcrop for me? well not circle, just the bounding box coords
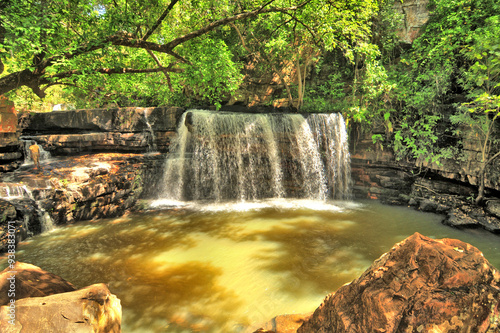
[297,233,500,333]
[394,0,430,44]
[0,96,22,171]
[0,263,121,332]
[18,106,184,155]
[0,152,164,252]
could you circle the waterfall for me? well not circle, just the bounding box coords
[160,110,350,202]
[307,113,351,200]
[0,183,31,200]
[0,182,56,233]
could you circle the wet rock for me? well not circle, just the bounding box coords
[0,262,75,306]
[0,283,121,333]
[0,198,42,252]
[408,197,419,206]
[297,233,500,333]
[418,199,438,212]
[486,200,500,219]
[250,314,312,333]
[477,216,500,233]
[444,208,480,227]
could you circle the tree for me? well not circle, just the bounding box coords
[451,15,500,205]
[0,0,311,107]
[0,0,383,109]
[390,0,500,164]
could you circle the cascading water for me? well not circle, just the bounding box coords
[160,110,351,202]
[0,183,31,200]
[307,113,351,200]
[0,182,55,233]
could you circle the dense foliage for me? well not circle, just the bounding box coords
[0,0,380,110]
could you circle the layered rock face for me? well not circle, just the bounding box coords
[0,263,121,332]
[18,106,184,154]
[297,233,500,333]
[351,130,500,233]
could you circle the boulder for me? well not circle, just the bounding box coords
[486,200,500,219]
[0,262,76,306]
[0,283,121,333]
[297,233,500,333]
[418,198,438,212]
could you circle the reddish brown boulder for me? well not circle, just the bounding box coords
[0,262,75,306]
[298,232,500,333]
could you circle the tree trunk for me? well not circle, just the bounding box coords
[475,164,486,206]
[297,54,303,109]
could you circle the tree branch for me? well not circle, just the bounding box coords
[52,66,184,79]
[142,0,180,41]
[163,1,311,50]
[146,49,175,91]
[487,150,500,166]
[1,1,310,98]
[40,2,310,69]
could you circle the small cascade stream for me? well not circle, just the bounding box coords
[160,110,351,202]
[0,183,31,200]
[0,182,55,233]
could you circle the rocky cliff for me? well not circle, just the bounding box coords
[350,128,500,233]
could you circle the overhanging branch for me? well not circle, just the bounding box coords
[163,1,311,50]
[142,0,180,41]
[52,66,184,79]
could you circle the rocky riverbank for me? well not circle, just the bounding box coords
[3,232,497,333]
[350,131,500,233]
[0,153,164,253]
